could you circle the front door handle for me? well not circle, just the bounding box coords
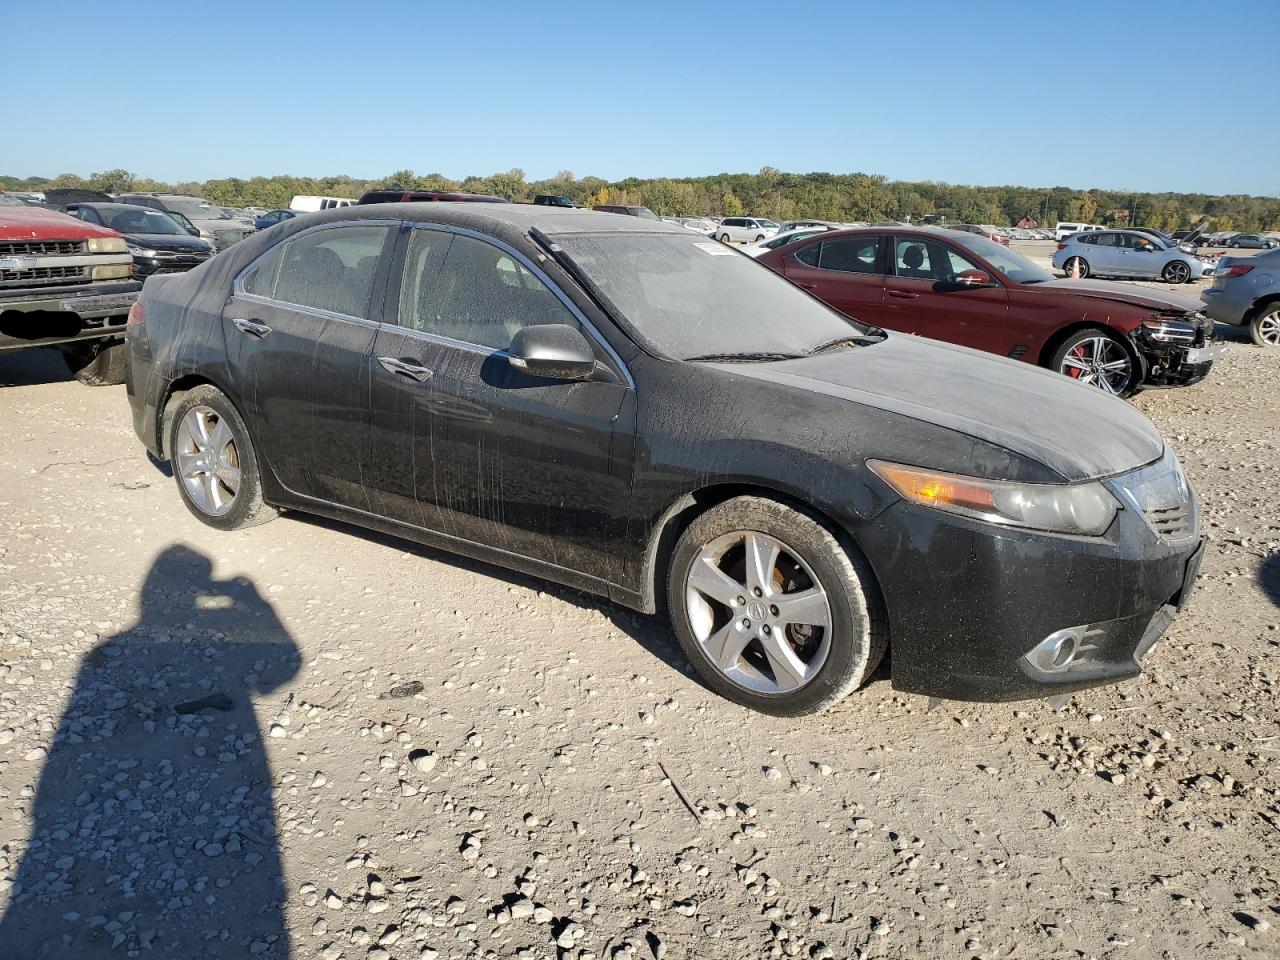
[378,356,433,382]
[888,290,920,299]
[232,318,272,338]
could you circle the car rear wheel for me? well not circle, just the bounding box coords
[61,340,127,386]
[755,234,765,242]
[717,233,732,244]
[168,385,277,530]
[1162,261,1191,284]
[667,496,886,716]
[1050,327,1136,397]
[1252,306,1280,347]
[1063,256,1090,279]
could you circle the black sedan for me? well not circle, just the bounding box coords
[68,202,215,277]
[125,205,1204,715]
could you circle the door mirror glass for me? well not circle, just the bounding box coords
[508,324,597,381]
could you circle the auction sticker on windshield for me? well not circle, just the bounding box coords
[693,242,738,256]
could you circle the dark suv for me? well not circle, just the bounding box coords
[357,189,504,204]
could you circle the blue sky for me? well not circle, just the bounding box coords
[5,0,1276,196]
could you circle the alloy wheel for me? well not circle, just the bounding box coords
[175,405,242,516]
[1059,337,1133,395]
[683,530,832,694]
[1256,310,1280,346]
[1164,261,1191,283]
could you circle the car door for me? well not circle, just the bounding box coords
[1088,233,1125,275]
[224,222,394,505]
[1120,235,1163,278]
[782,235,888,326]
[882,236,1010,352]
[365,224,634,584]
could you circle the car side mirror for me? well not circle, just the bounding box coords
[508,324,598,381]
[953,269,993,288]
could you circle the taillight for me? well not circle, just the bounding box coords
[1056,243,1067,250]
[126,301,145,327]
[1222,264,1255,278]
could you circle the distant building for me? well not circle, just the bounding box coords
[1015,216,1038,229]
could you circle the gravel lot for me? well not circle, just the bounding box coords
[0,281,1277,959]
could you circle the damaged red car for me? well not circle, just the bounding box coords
[756,227,1223,396]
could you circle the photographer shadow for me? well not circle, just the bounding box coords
[0,545,300,959]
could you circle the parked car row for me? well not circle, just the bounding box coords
[123,204,1208,717]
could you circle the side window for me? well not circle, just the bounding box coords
[270,226,388,318]
[818,236,882,274]
[396,230,581,350]
[1095,233,1119,247]
[76,208,103,225]
[794,243,820,267]
[240,243,287,299]
[943,246,985,277]
[894,239,937,279]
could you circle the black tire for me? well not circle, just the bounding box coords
[1162,261,1191,284]
[1063,256,1090,279]
[755,234,765,242]
[1048,326,1138,397]
[717,233,731,244]
[1251,304,1280,347]
[666,496,887,716]
[167,384,277,531]
[62,339,127,386]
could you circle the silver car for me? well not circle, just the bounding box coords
[1201,247,1280,346]
[1051,229,1214,284]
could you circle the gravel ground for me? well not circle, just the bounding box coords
[0,310,1277,960]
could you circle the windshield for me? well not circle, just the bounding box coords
[631,207,660,221]
[554,232,872,360]
[952,234,1054,284]
[101,207,188,235]
[165,198,230,221]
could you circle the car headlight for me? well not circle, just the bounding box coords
[87,236,128,253]
[126,242,159,258]
[868,460,1119,536]
[1140,319,1197,343]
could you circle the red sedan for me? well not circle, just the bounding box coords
[755,227,1223,396]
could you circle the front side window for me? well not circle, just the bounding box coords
[251,226,388,318]
[893,238,983,283]
[396,230,580,350]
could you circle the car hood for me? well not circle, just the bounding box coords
[1030,278,1202,313]
[0,205,123,241]
[714,334,1165,482]
[125,232,212,253]
[189,217,247,233]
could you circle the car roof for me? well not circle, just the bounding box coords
[68,201,167,212]
[300,202,690,237]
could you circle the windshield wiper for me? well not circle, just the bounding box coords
[806,332,885,355]
[684,351,803,363]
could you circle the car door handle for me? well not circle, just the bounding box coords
[796,281,818,289]
[888,290,920,299]
[232,318,272,338]
[378,356,433,382]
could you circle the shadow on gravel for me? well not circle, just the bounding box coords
[0,545,299,959]
[0,348,74,388]
[1260,552,1280,609]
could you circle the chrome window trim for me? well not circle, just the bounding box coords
[231,219,398,325]
[395,222,636,389]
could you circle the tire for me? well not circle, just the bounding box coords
[167,384,277,530]
[718,233,732,244]
[1063,256,1090,279]
[1162,260,1191,284]
[755,234,764,242]
[1252,305,1280,347]
[666,495,886,716]
[1228,241,1240,248]
[1049,326,1137,397]
[62,339,127,386]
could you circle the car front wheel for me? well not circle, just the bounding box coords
[61,340,127,385]
[667,496,886,716]
[1162,261,1191,283]
[168,385,277,530]
[1252,305,1280,347]
[1050,327,1137,397]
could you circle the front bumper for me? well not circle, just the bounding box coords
[1133,316,1222,388]
[0,280,141,350]
[856,494,1203,702]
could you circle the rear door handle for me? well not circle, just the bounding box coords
[796,281,818,290]
[888,290,920,299]
[378,356,433,382]
[232,318,272,338]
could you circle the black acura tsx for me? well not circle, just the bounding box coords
[124,204,1205,715]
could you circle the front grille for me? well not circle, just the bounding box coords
[1146,504,1193,540]
[0,265,90,286]
[0,239,85,256]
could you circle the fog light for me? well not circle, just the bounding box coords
[1025,626,1103,675]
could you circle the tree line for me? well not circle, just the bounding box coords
[5,167,1278,233]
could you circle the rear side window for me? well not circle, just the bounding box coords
[396,229,580,350]
[251,226,388,319]
[818,236,882,274]
[794,243,821,266]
